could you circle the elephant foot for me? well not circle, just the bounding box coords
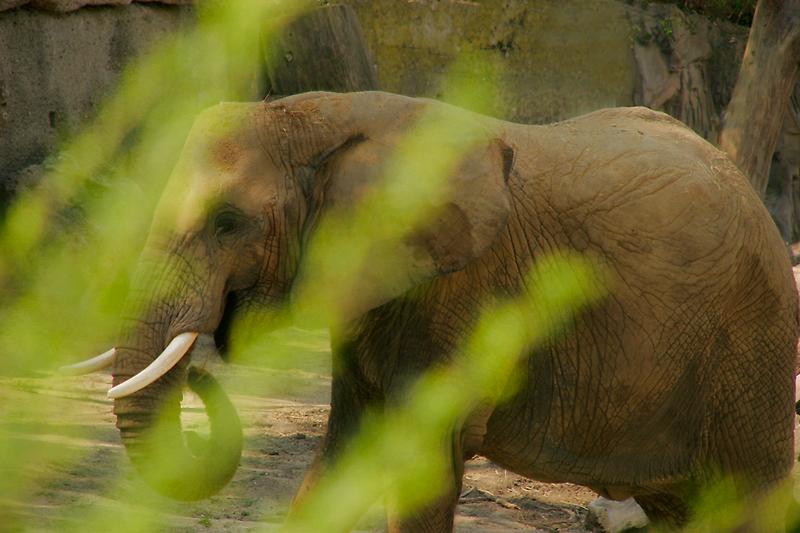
[585,497,649,532]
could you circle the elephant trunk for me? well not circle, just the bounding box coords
[112,311,243,500]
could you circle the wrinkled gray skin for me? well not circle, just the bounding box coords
[111,91,798,530]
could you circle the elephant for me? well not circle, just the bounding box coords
[71,91,798,531]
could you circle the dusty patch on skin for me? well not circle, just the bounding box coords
[210,137,244,172]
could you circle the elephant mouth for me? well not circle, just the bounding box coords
[66,288,260,389]
[108,290,244,399]
[213,290,240,360]
[108,332,199,399]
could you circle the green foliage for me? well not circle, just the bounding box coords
[631,16,674,54]
[0,1,310,527]
[0,1,792,531]
[0,1,604,528]
[659,17,674,40]
[664,0,756,25]
[283,252,605,532]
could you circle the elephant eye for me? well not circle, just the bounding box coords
[214,211,243,240]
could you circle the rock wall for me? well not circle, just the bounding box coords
[345,0,749,129]
[346,1,800,241]
[345,0,638,124]
[0,3,193,204]
[1,1,797,236]
[625,3,747,143]
[0,0,190,13]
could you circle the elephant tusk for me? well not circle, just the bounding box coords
[60,348,116,375]
[107,332,199,399]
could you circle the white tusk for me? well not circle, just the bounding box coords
[107,332,199,399]
[60,348,116,375]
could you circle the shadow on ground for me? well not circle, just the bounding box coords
[0,328,597,532]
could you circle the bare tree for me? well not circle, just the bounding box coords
[719,0,800,198]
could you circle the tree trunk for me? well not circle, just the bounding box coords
[264,4,378,95]
[719,0,800,198]
[765,86,800,243]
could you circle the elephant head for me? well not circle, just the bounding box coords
[98,92,513,500]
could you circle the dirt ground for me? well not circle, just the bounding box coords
[1,329,599,532]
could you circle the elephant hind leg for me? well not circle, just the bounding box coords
[386,460,463,533]
[633,492,690,530]
[387,493,459,533]
[386,421,474,532]
[636,486,792,531]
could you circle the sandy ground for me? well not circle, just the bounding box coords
[0,330,600,532]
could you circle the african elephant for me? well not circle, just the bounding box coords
[74,91,797,530]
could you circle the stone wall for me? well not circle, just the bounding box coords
[0,3,193,204]
[344,0,749,129]
[0,0,189,13]
[344,0,800,240]
[345,0,638,125]
[2,1,797,234]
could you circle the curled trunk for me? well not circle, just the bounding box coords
[112,320,242,500]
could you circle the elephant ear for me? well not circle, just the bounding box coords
[404,139,514,275]
[300,134,514,320]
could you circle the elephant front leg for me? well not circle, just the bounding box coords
[387,484,462,533]
[386,425,471,533]
[291,368,376,509]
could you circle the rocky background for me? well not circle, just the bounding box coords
[0,0,796,229]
